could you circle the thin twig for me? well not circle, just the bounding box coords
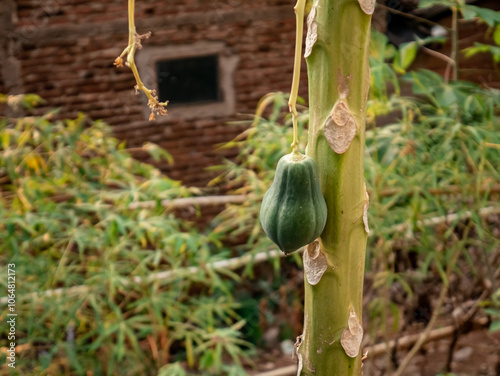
[422,46,456,66]
[254,366,297,376]
[450,6,459,82]
[114,0,167,120]
[376,3,446,29]
[445,289,489,371]
[288,0,306,154]
[127,195,246,210]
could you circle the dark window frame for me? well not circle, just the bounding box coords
[135,42,239,121]
[156,55,221,106]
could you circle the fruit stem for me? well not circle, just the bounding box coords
[289,0,306,154]
[114,0,168,121]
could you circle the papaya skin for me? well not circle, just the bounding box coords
[260,152,327,254]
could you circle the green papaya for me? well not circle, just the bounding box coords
[260,152,327,254]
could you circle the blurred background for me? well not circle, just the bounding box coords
[1,0,500,375]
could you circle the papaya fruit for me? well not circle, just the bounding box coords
[260,152,327,254]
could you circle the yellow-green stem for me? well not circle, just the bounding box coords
[298,0,372,375]
[289,0,306,154]
[128,0,136,44]
[115,0,167,120]
[451,6,459,81]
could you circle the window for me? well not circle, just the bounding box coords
[157,55,220,105]
[136,42,238,120]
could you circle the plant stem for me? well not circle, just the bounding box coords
[115,0,167,120]
[298,0,372,374]
[128,0,136,43]
[450,6,459,81]
[289,0,306,154]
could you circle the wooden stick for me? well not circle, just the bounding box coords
[127,194,246,210]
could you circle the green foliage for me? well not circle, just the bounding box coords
[418,0,460,8]
[0,97,253,376]
[366,32,500,336]
[461,5,500,27]
[418,0,500,64]
[366,66,500,300]
[369,31,444,97]
[214,35,500,339]
[2,3,500,371]
[460,5,500,62]
[369,31,400,101]
[210,92,308,261]
[393,36,446,74]
[463,42,500,63]
[485,288,500,332]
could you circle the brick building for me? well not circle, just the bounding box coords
[1,0,499,187]
[0,0,307,187]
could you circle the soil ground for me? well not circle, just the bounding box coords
[249,327,500,375]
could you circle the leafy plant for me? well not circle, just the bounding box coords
[0,95,253,376]
[419,0,500,63]
[212,24,500,373]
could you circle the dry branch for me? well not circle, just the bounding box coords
[127,195,246,210]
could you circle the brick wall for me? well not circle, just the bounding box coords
[1,0,307,187]
[1,0,499,187]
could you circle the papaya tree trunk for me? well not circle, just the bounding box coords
[297,0,373,375]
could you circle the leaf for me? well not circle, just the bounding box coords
[415,35,447,47]
[489,320,500,332]
[185,334,195,368]
[141,142,174,164]
[199,350,214,370]
[370,30,396,61]
[462,5,500,27]
[484,308,500,318]
[419,0,459,9]
[494,25,500,46]
[1,131,10,150]
[434,86,457,107]
[394,41,418,74]
[158,363,187,376]
[463,42,500,63]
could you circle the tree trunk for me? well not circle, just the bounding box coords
[297,0,373,375]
